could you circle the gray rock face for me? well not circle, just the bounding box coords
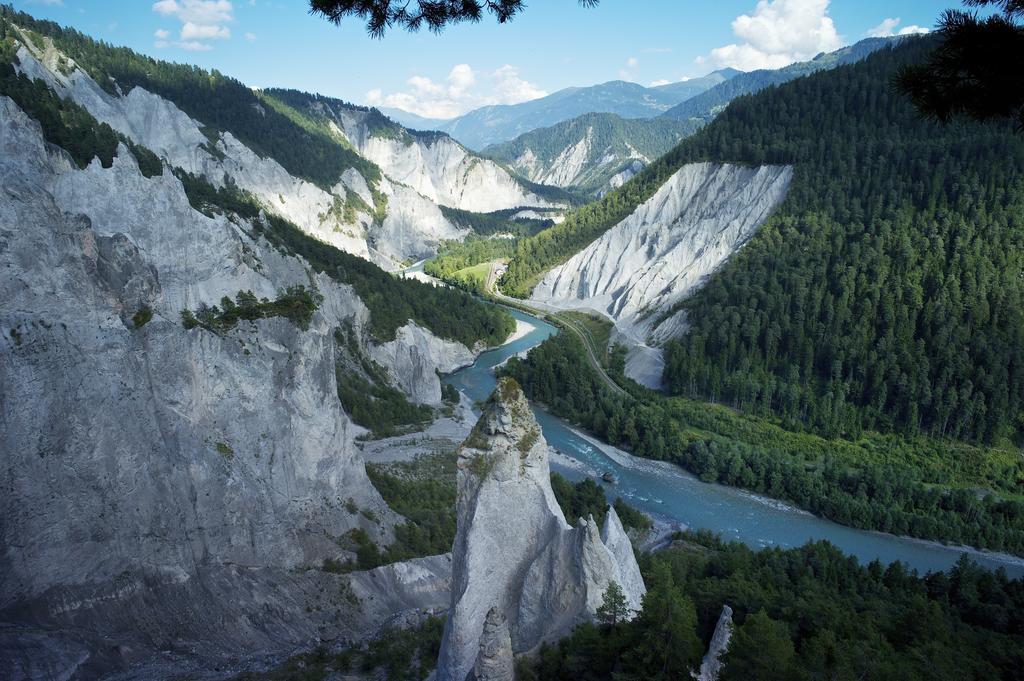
[694,605,733,681]
[9,34,482,266]
[330,106,555,214]
[0,93,455,678]
[436,379,645,681]
[369,322,475,406]
[472,608,515,681]
[530,162,792,388]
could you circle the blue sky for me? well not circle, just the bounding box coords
[13,0,949,118]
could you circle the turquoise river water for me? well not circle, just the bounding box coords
[443,307,1024,578]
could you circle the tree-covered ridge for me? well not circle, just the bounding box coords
[0,5,380,191]
[502,333,1024,555]
[656,36,1024,445]
[660,36,896,122]
[497,38,896,297]
[262,87,410,141]
[525,533,1024,680]
[482,111,698,164]
[482,111,700,194]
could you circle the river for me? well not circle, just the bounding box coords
[443,307,1024,578]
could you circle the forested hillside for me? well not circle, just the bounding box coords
[658,38,1024,445]
[661,36,894,122]
[524,534,1024,681]
[503,333,1024,554]
[505,36,1024,445]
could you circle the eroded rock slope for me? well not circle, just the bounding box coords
[0,91,460,678]
[530,162,792,386]
[436,378,645,681]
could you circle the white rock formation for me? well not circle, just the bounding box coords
[330,106,555,214]
[472,608,515,681]
[0,92,455,677]
[10,33,469,265]
[369,322,475,406]
[694,605,734,681]
[530,162,792,387]
[601,506,646,606]
[436,378,645,681]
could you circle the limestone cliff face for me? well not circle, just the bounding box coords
[0,94,455,678]
[11,34,466,266]
[328,106,555,214]
[472,608,515,681]
[530,162,792,387]
[436,378,645,681]
[369,322,475,406]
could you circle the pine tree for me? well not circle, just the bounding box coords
[595,580,629,628]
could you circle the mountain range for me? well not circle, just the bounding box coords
[475,37,895,197]
[384,69,738,149]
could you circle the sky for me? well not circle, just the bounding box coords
[12,0,949,119]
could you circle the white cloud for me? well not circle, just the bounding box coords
[153,0,233,25]
[154,28,171,39]
[619,56,640,80]
[180,21,230,39]
[152,0,234,50]
[698,0,843,71]
[650,79,672,87]
[866,17,900,37]
[492,65,547,104]
[365,64,547,119]
[178,40,214,51]
[866,17,930,38]
[644,47,672,54]
[244,31,256,41]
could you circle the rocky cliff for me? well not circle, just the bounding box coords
[9,31,536,267]
[694,605,734,681]
[530,162,792,387]
[483,113,697,196]
[0,87,462,678]
[327,104,556,214]
[436,378,645,681]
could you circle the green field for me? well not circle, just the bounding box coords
[447,261,495,293]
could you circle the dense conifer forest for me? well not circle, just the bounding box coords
[502,35,1024,447]
[502,333,1024,554]
[522,533,1024,681]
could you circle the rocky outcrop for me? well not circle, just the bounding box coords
[369,322,476,406]
[600,506,646,607]
[694,605,734,681]
[0,92,454,678]
[324,104,556,214]
[472,608,515,681]
[11,34,470,266]
[436,378,645,681]
[530,162,792,387]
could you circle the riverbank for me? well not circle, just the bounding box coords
[503,318,536,346]
[442,305,1024,577]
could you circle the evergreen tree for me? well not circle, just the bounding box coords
[720,611,797,681]
[595,581,629,628]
